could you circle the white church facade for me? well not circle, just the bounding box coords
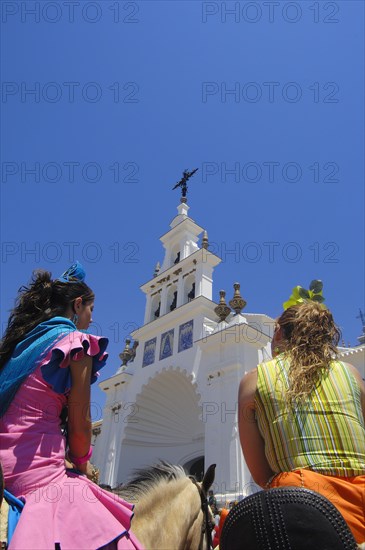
[93,199,365,502]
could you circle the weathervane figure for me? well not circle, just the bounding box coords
[172,168,198,202]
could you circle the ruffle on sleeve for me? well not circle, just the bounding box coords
[40,332,109,395]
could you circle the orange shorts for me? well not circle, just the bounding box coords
[268,469,365,544]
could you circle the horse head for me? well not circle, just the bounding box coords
[117,461,216,550]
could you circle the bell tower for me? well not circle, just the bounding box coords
[143,200,220,325]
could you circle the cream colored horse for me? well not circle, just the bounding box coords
[117,462,216,550]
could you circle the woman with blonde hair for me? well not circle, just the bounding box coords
[238,281,365,545]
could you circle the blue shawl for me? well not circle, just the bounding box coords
[3,489,25,544]
[0,317,77,418]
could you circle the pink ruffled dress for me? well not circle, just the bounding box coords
[0,331,144,550]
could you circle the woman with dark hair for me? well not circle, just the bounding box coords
[238,283,365,545]
[0,263,143,549]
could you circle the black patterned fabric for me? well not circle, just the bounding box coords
[220,487,358,550]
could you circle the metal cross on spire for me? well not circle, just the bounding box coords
[356,309,365,345]
[356,309,365,327]
[172,168,198,202]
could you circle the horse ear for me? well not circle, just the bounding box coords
[202,463,216,494]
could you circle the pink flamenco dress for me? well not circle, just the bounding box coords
[0,329,144,550]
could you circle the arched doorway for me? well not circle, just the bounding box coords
[184,456,205,481]
[117,369,204,484]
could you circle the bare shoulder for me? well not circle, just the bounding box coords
[340,362,365,419]
[69,355,93,386]
[341,361,365,388]
[238,368,258,405]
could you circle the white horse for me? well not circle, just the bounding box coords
[116,461,216,550]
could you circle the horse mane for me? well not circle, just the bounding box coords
[116,460,188,501]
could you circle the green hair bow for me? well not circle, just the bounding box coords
[283,280,325,310]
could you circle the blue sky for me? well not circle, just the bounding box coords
[1,0,364,418]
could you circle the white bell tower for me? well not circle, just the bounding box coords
[143,201,219,325]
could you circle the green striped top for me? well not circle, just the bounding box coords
[255,358,365,477]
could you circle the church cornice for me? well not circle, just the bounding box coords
[98,370,133,392]
[141,248,221,292]
[195,316,272,349]
[131,295,217,339]
[160,216,205,243]
[339,345,365,354]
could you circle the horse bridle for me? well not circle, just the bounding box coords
[190,477,214,550]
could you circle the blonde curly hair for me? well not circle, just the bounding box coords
[275,301,341,405]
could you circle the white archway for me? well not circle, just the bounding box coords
[117,368,204,483]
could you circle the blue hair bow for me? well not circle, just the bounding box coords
[58,261,86,283]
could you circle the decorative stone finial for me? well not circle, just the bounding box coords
[119,339,139,367]
[154,262,160,278]
[119,339,131,367]
[229,283,247,315]
[214,290,232,322]
[202,230,209,250]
